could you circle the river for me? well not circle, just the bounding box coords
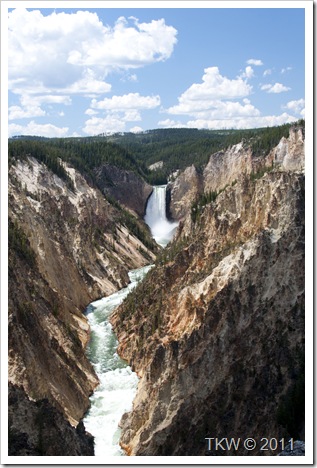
[83,185,177,456]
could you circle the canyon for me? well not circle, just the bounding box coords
[8,124,305,457]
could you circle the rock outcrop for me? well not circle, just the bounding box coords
[8,156,158,453]
[167,165,202,220]
[111,129,305,456]
[168,126,305,221]
[94,164,153,217]
[9,384,94,456]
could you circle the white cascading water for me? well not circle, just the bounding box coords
[144,185,178,247]
[83,265,152,456]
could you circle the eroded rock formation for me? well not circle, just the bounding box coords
[94,164,153,217]
[9,384,94,456]
[168,126,305,221]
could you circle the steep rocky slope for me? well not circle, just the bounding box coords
[8,156,158,454]
[168,126,304,221]
[9,384,94,456]
[94,164,153,217]
[111,128,305,456]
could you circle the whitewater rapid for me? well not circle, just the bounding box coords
[83,265,153,456]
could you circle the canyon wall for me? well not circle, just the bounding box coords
[8,157,157,454]
[94,164,153,217]
[168,126,304,221]
[111,127,305,456]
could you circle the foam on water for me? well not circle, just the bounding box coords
[83,265,153,456]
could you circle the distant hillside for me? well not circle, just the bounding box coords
[97,123,302,183]
[10,121,304,186]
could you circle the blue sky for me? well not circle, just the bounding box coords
[6,3,307,137]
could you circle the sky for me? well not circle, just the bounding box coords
[5,2,308,138]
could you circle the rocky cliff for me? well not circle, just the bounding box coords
[8,156,158,454]
[94,164,153,217]
[168,126,304,221]
[9,384,94,456]
[111,128,305,456]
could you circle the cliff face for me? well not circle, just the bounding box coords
[8,156,157,445]
[167,165,202,220]
[111,129,305,456]
[94,164,153,217]
[9,384,94,456]
[168,126,305,221]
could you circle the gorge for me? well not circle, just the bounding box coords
[82,185,175,456]
[7,124,305,457]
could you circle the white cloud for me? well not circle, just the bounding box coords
[82,116,126,135]
[158,119,184,128]
[9,8,177,97]
[85,108,99,116]
[84,93,160,133]
[283,98,305,115]
[20,95,72,106]
[91,93,160,111]
[261,82,291,93]
[167,67,252,117]
[130,126,143,133]
[8,105,46,120]
[184,112,297,130]
[240,66,254,80]
[281,66,292,74]
[263,69,272,77]
[8,121,69,138]
[247,59,263,66]
[9,94,72,122]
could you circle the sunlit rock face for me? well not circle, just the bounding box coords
[167,126,305,222]
[167,165,202,221]
[111,129,305,456]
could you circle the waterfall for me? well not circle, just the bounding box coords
[144,185,178,247]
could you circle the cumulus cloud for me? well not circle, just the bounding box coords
[9,105,46,121]
[247,59,263,66]
[184,112,297,130]
[85,108,99,116]
[263,69,272,76]
[283,98,305,115]
[82,116,126,135]
[8,8,177,136]
[91,93,160,111]
[130,126,143,133]
[9,8,177,96]
[167,67,253,117]
[261,82,291,93]
[240,66,254,80]
[83,93,161,134]
[8,121,69,138]
[163,66,261,129]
